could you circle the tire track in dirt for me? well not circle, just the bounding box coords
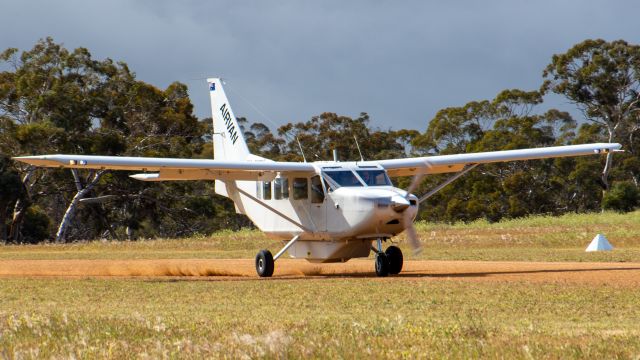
[1,259,640,285]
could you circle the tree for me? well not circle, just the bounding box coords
[277,112,406,162]
[413,89,579,222]
[0,38,226,242]
[0,156,22,241]
[542,39,640,194]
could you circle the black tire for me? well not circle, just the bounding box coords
[375,252,389,277]
[255,249,274,277]
[385,246,403,275]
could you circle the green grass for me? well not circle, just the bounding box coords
[1,211,640,358]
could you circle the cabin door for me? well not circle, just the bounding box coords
[308,175,327,232]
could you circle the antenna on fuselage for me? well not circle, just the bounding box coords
[295,136,308,163]
[354,135,365,162]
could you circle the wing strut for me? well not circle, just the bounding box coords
[418,164,478,204]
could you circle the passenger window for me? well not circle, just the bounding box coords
[263,181,272,200]
[310,175,325,203]
[293,178,308,200]
[256,181,263,199]
[282,178,289,199]
[274,178,290,200]
[274,178,283,200]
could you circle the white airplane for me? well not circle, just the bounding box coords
[15,78,622,277]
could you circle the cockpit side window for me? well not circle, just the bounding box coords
[323,170,364,188]
[310,175,325,203]
[356,170,391,186]
[292,178,308,200]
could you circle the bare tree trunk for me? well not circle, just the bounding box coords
[8,167,35,242]
[55,170,105,243]
[601,153,613,191]
[600,125,619,213]
[601,127,617,193]
[0,210,6,243]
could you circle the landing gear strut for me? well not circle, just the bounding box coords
[372,239,404,277]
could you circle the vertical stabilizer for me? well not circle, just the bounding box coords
[207,78,250,199]
[207,78,250,161]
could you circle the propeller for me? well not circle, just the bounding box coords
[401,159,432,255]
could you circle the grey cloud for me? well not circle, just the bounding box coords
[1,0,639,130]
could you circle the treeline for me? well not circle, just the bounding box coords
[0,38,638,243]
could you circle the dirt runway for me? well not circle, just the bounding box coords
[1,259,640,285]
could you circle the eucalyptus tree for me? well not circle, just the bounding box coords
[413,89,578,222]
[542,39,640,192]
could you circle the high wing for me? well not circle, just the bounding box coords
[12,154,316,181]
[14,143,622,180]
[376,143,622,177]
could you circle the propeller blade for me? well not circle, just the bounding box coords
[402,158,429,254]
[405,173,424,198]
[404,159,432,198]
[403,212,422,255]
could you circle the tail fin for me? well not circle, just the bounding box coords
[207,78,250,161]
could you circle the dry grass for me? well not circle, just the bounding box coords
[1,210,639,262]
[1,279,639,358]
[1,210,640,358]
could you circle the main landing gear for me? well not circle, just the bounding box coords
[372,239,403,277]
[255,249,274,277]
[255,235,301,277]
[255,236,404,278]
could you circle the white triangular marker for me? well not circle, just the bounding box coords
[585,234,613,252]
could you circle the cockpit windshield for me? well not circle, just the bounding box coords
[323,170,363,187]
[356,170,392,186]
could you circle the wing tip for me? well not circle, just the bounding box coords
[130,173,160,181]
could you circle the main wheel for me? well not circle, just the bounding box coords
[375,252,389,277]
[255,249,274,277]
[385,246,403,275]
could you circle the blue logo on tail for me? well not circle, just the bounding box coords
[209,83,215,91]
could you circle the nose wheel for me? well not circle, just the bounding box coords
[375,252,390,276]
[385,245,403,275]
[373,240,404,277]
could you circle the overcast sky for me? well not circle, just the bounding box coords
[1,1,639,131]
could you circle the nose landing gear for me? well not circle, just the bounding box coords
[372,239,404,277]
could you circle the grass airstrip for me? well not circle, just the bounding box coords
[1,211,639,358]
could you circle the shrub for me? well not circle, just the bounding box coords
[22,206,51,243]
[602,182,639,212]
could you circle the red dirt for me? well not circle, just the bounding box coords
[1,259,640,285]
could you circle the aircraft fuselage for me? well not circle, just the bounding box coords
[222,162,418,262]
